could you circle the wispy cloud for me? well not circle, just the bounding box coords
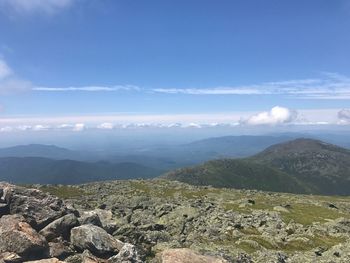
[152,73,350,100]
[0,59,12,79]
[33,85,140,92]
[0,0,73,15]
[30,73,350,99]
[0,58,32,95]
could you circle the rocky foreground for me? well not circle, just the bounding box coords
[1,180,350,262]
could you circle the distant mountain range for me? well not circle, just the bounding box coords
[164,138,350,195]
[1,136,350,190]
[0,157,161,184]
[0,144,81,160]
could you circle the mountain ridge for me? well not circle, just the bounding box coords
[164,138,350,195]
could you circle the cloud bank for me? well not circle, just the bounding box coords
[240,106,298,126]
[0,108,345,133]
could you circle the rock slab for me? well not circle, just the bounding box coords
[70,224,124,257]
[0,214,48,258]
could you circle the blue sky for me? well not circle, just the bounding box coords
[0,0,350,132]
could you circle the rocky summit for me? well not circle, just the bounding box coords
[1,179,350,262]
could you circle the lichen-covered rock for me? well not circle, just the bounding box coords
[78,211,103,228]
[40,214,79,241]
[156,248,228,263]
[70,224,124,257]
[1,183,68,230]
[0,214,48,258]
[108,243,142,263]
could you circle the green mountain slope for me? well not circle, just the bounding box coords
[251,138,350,195]
[163,159,310,194]
[163,138,350,195]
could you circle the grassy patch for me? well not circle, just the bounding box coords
[236,241,259,254]
[39,185,87,199]
[240,227,261,235]
[249,236,277,249]
[280,235,345,252]
[280,204,346,225]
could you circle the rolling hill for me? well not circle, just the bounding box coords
[0,157,161,184]
[163,138,350,195]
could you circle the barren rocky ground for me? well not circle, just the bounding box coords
[22,179,350,263]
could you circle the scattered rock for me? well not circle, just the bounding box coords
[108,243,142,263]
[157,248,228,263]
[40,214,79,241]
[25,258,64,263]
[328,203,338,209]
[0,214,48,258]
[70,224,124,257]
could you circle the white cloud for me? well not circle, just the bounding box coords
[338,109,350,124]
[0,0,73,15]
[241,106,298,126]
[57,123,74,129]
[184,123,202,128]
[73,123,85,132]
[32,124,50,131]
[97,122,114,129]
[0,126,13,132]
[17,125,32,131]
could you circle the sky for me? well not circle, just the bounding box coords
[0,0,350,134]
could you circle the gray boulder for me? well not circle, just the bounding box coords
[70,224,124,257]
[40,214,79,241]
[0,214,48,259]
[1,183,68,230]
[78,211,103,227]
